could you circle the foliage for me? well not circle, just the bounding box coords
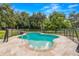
[0,4,75,31]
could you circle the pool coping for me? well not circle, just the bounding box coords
[17,32,63,51]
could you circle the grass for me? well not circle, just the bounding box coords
[0,30,5,39]
[0,29,18,39]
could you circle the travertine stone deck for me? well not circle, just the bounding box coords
[0,35,79,56]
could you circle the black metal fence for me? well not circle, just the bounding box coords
[18,28,79,42]
[0,28,79,43]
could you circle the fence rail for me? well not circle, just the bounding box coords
[0,28,79,43]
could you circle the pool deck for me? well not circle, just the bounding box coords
[0,35,79,56]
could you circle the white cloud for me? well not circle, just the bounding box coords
[68,4,78,8]
[41,4,79,16]
[51,4,60,11]
[41,4,60,15]
[40,6,49,10]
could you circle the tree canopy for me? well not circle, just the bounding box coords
[0,3,78,30]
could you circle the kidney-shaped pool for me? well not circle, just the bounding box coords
[19,32,59,50]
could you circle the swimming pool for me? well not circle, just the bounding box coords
[19,32,59,50]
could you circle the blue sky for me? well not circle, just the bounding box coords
[10,3,79,16]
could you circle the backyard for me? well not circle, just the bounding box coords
[0,30,79,56]
[0,3,79,56]
[0,28,79,56]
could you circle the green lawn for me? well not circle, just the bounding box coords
[0,30,18,39]
[0,30,5,39]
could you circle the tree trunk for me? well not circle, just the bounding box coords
[3,28,8,42]
[76,44,79,53]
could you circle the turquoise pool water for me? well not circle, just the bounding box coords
[19,32,59,50]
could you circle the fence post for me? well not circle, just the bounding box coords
[64,29,65,36]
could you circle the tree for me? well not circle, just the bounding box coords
[17,12,29,29]
[29,12,46,30]
[43,19,53,30]
[0,4,8,29]
[0,3,16,28]
[49,11,71,30]
[0,3,73,31]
